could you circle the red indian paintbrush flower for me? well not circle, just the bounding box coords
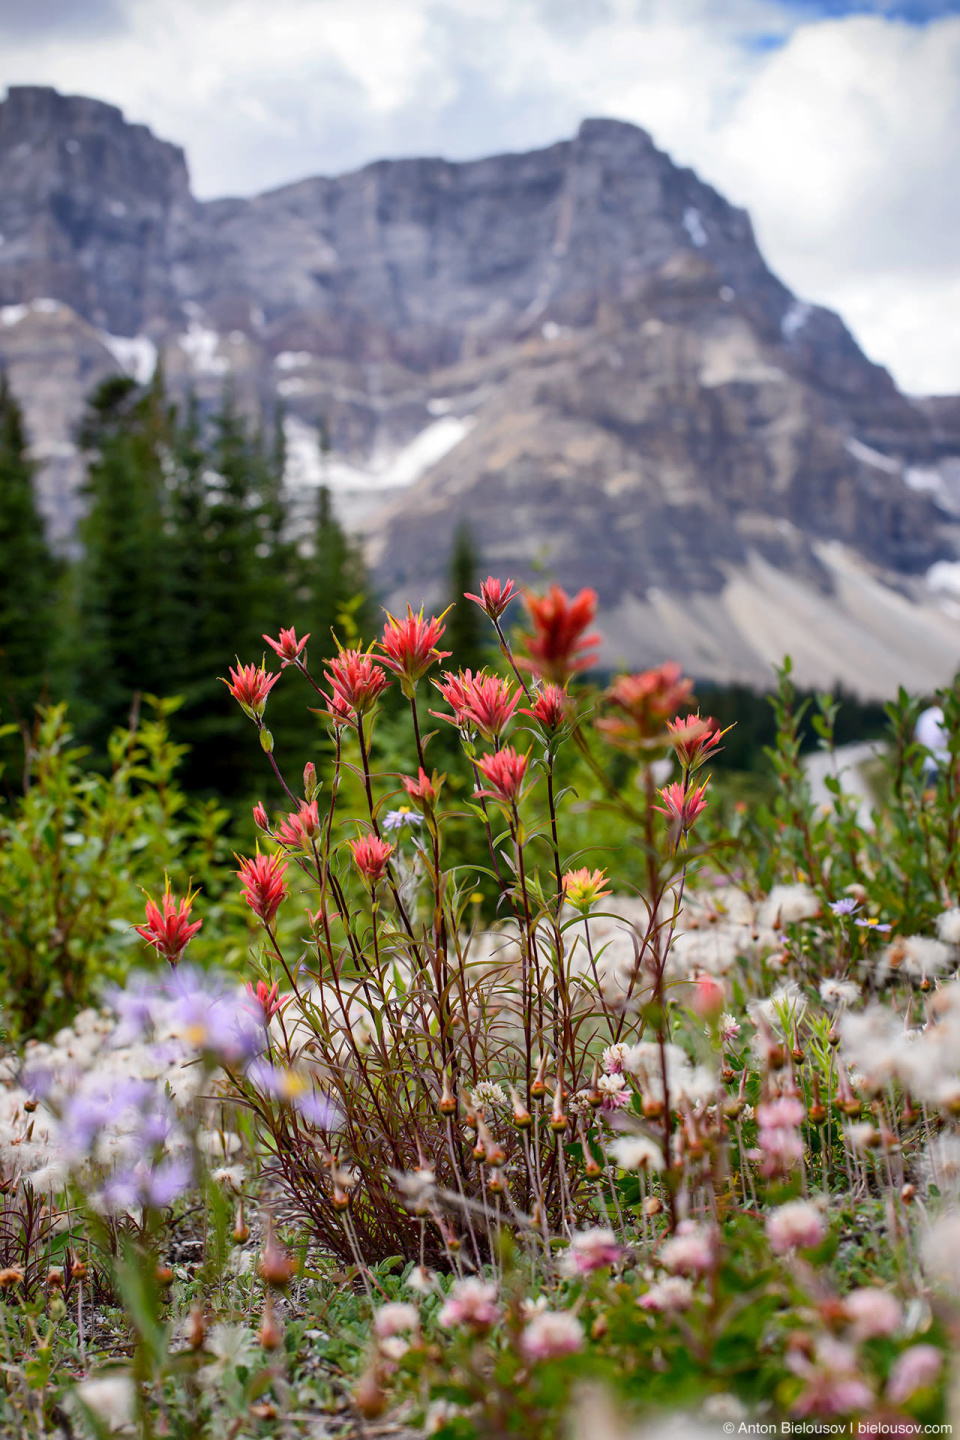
[252,802,269,831]
[474,746,529,805]
[561,868,612,913]
[596,663,694,751]
[222,661,280,719]
[431,670,473,723]
[665,713,727,770]
[244,978,283,1019]
[236,852,289,926]
[275,800,321,851]
[653,779,709,833]
[431,669,521,741]
[135,882,203,967]
[402,767,443,808]
[517,585,600,684]
[520,682,569,733]
[464,576,518,622]
[378,605,451,695]
[324,648,390,716]
[315,687,356,730]
[263,626,310,667]
[350,834,395,885]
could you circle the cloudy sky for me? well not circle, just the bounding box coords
[1,0,958,393]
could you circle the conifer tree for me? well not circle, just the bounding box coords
[0,375,59,758]
[73,374,177,742]
[172,395,293,795]
[445,521,489,675]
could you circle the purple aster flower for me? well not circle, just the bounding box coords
[21,1065,55,1102]
[168,967,265,1064]
[98,1170,143,1212]
[293,1089,342,1129]
[107,973,164,1046]
[62,1079,153,1159]
[383,809,422,833]
[830,898,860,917]
[245,1058,340,1129]
[137,1106,176,1149]
[855,918,892,932]
[99,1155,194,1212]
[143,1156,193,1207]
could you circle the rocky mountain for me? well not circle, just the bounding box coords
[3,84,960,695]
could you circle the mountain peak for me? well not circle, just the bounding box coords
[576,115,657,149]
[1,91,959,695]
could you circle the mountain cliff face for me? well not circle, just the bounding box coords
[3,85,960,695]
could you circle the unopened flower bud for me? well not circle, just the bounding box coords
[303,761,319,801]
[487,1168,506,1194]
[332,1186,351,1211]
[901,1183,916,1204]
[46,1267,64,1289]
[476,1117,506,1166]
[438,1072,458,1117]
[155,1265,174,1286]
[233,1200,250,1243]
[530,1053,548,1100]
[510,1086,532,1130]
[48,1294,66,1321]
[187,1306,207,1350]
[253,801,269,830]
[259,727,274,754]
[354,1365,387,1420]
[584,1153,603,1181]
[807,1104,828,1125]
[643,1196,662,1217]
[642,1094,664,1120]
[259,1294,282,1351]
[259,1220,295,1289]
[549,1086,568,1133]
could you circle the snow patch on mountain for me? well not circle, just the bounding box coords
[178,320,228,376]
[283,413,475,529]
[274,351,313,371]
[844,437,901,474]
[99,333,158,385]
[1,298,62,326]
[781,300,812,341]
[682,207,708,248]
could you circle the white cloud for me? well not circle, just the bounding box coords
[0,1,958,392]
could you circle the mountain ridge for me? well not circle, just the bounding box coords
[2,85,960,696]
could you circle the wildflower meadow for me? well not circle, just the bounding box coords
[1,576,959,1439]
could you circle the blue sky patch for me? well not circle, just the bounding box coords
[781,0,960,19]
